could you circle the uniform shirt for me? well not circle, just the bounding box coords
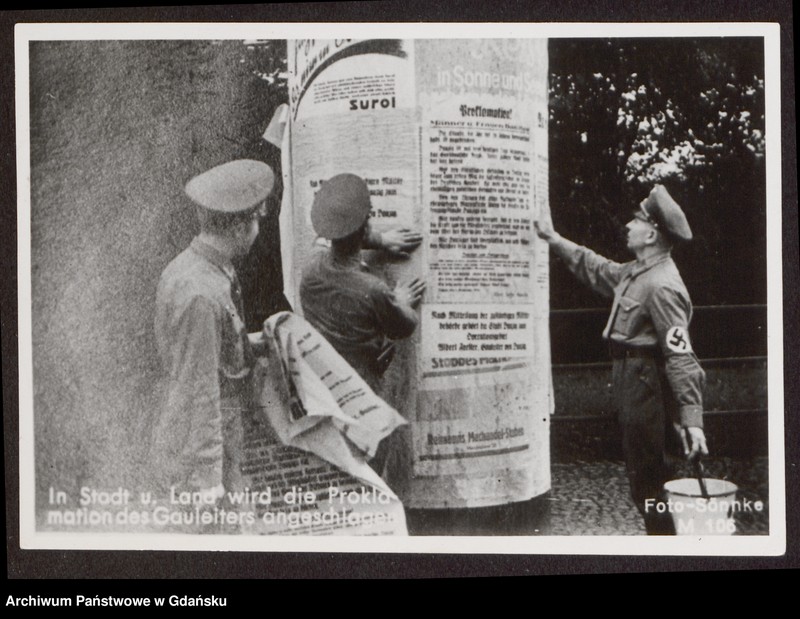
[551,237,705,428]
[153,237,253,490]
[299,246,418,390]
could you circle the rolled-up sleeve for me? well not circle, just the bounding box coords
[647,286,706,428]
[550,237,625,299]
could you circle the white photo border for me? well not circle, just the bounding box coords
[13,20,786,557]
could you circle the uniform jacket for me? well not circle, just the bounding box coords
[551,237,705,427]
[299,246,418,390]
[153,237,253,490]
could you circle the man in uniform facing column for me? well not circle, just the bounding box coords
[300,173,426,393]
[300,173,425,493]
[536,184,708,534]
[153,159,275,516]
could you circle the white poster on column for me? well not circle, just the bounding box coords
[288,39,421,256]
[411,39,550,507]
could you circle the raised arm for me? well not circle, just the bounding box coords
[535,219,626,299]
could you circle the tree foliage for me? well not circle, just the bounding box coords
[549,38,767,307]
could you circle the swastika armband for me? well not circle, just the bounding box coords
[665,326,692,353]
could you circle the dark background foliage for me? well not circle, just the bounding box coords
[548,38,767,309]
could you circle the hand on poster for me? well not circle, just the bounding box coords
[378,227,423,258]
[248,331,269,357]
[534,218,561,243]
[394,277,426,309]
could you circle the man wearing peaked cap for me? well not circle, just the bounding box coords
[309,172,373,240]
[300,173,425,492]
[301,173,426,391]
[536,184,707,535]
[184,158,275,216]
[639,184,693,243]
[152,159,275,529]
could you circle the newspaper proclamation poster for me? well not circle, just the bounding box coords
[412,39,551,507]
[12,21,785,556]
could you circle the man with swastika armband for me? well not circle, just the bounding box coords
[536,185,708,535]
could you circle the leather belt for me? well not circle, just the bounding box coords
[609,342,660,360]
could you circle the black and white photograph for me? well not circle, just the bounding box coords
[4,4,797,581]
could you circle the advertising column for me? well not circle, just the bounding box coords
[285,38,550,510]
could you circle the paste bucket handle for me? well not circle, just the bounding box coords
[685,428,711,499]
[690,453,710,500]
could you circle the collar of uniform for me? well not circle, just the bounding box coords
[329,249,365,270]
[631,251,672,278]
[189,237,237,282]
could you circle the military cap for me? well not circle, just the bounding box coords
[640,184,693,242]
[311,173,372,239]
[185,159,274,214]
